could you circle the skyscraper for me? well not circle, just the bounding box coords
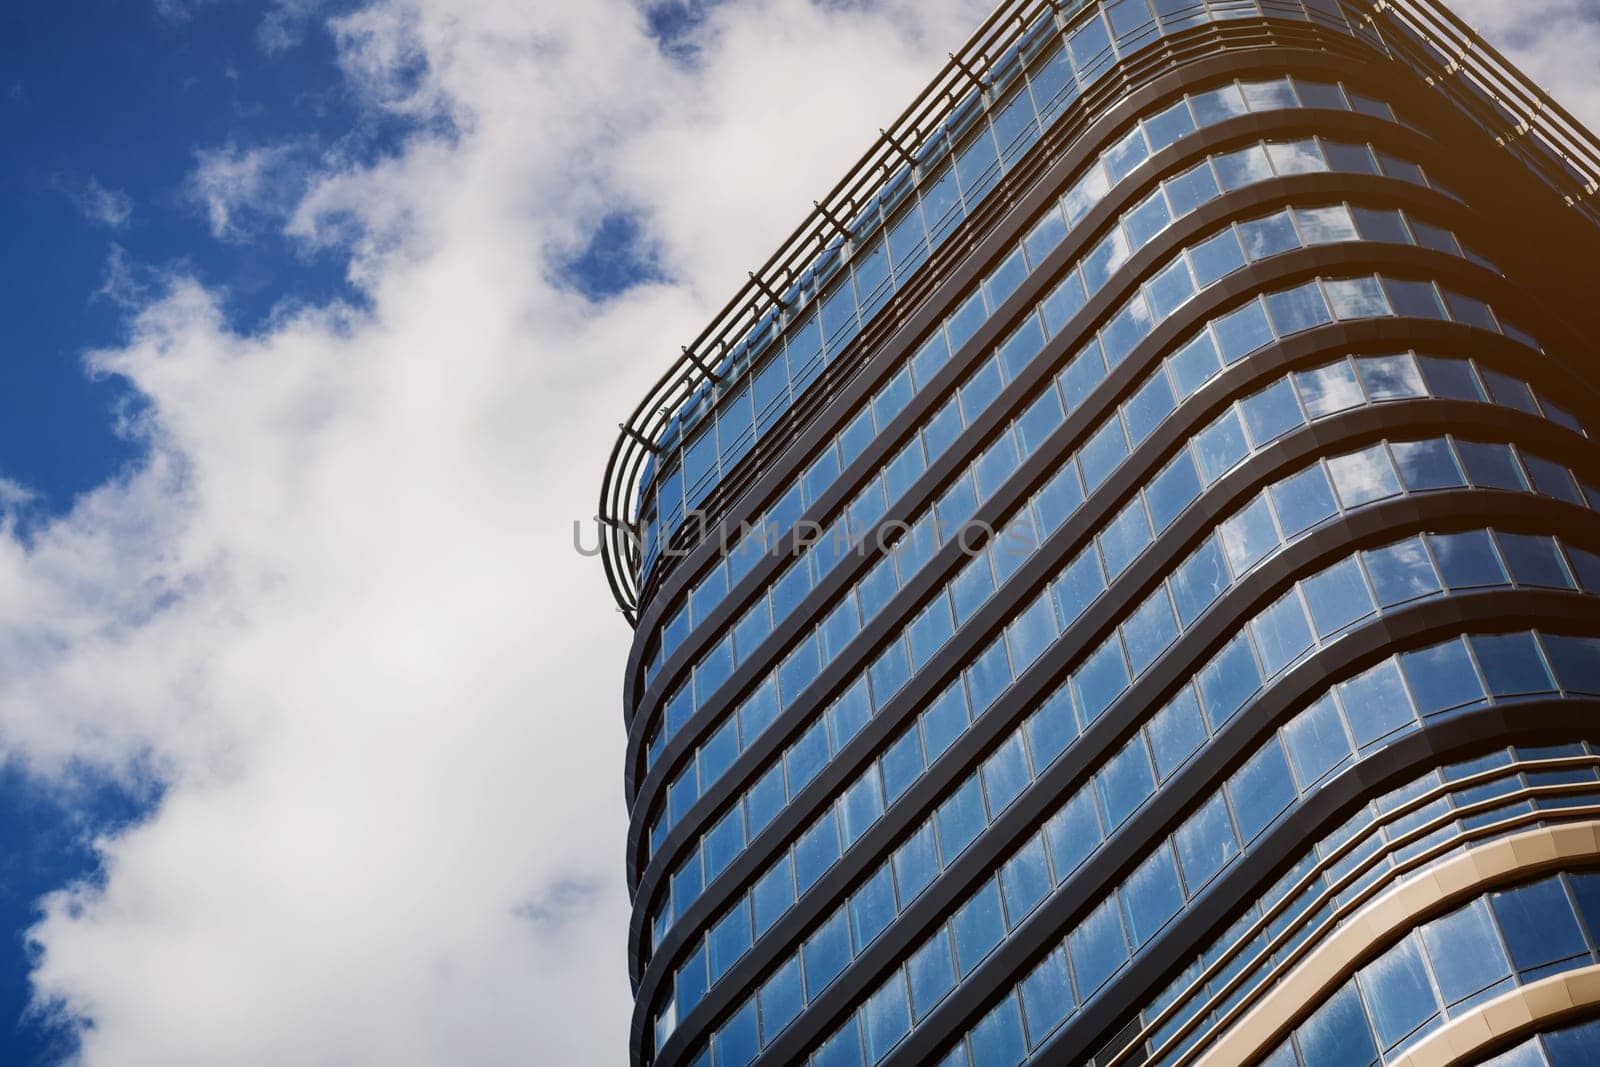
[596,2,1600,1065]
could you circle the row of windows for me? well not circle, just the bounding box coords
[891,626,1600,1067]
[1110,744,1600,1067]
[1266,871,1600,1066]
[640,71,1416,708]
[644,369,1592,970]
[637,186,1501,870]
[636,13,1388,583]
[684,623,1600,1067]
[636,263,1552,953]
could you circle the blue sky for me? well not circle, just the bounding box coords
[0,1,1594,1064]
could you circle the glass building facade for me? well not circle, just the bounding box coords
[598,3,1600,1066]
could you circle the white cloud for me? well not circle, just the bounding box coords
[62,178,134,229]
[1448,0,1600,129]
[186,142,305,240]
[12,1,989,1064]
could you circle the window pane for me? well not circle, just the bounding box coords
[1455,440,1527,491]
[1176,792,1240,891]
[1296,359,1363,418]
[1068,897,1129,997]
[1194,409,1250,484]
[1199,634,1261,727]
[1491,878,1587,972]
[1401,638,1486,714]
[1230,739,1296,841]
[1357,937,1437,1050]
[1220,495,1281,575]
[1270,463,1339,537]
[1429,530,1506,588]
[1171,536,1230,627]
[1391,438,1465,491]
[1045,786,1101,878]
[1295,984,1377,1067]
[1122,846,1185,946]
[1252,590,1314,676]
[1188,227,1247,288]
[1148,686,1207,779]
[1167,331,1222,397]
[1212,299,1274,364]
[908,931,956,1021]
[862,971,912,1062]
[1421,899,1510,1005]
[1338,660,1415,748]
[1471,632,1555,696]
[1073,638,1131,725]
[1284,693,1352,787]
[1363,537,1442,607]
[1303,557,1375,637]
[1327,444,1401,507]
[1358,353,1426,399]
[1241,378,1306,446]
[1097,735,1155,828]
[1267,281,1334,335]
[1240,211,1301,260]
[952,881,1007,975]
[1498,532,1574,589]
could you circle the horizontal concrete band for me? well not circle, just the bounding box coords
[1391,965,1600,1067]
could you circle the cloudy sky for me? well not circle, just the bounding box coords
[0,0,1596,1063]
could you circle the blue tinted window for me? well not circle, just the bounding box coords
[970,995,1028,1067]
[1200,634,1261,726]
[1544,635,1600,696]
[861,970,911,1062]
[1059,343,1107,410]
[709,900,752,982]
[1099,499,1153,578]
[1034,457,1085,534]
[1358,937,1437,1050]
[1241,378,1305,446]
[759,955,805,1042]
[1020,950,1074,1045]
[1327,444,1401,507]
[1164,159,1220,216]
[1220,494,1281,575]
[936,776,988,860]
[753,859,795,936]
[1123,846,1185,946]
[1498,533,1574,589]
[1187,227,1247,289]
[982,734,1031,816]
[1212,299,1275,363]
[1213,144,1273,191]
[1054,549,1106,627]
[1338,660,1415,748]
[953,881,1007,975]
[1295,360,1364,418]
[1295,984,1377,1067]
[1231,739,1296,841]
[1252,590,1314,676]
[1239,211,1301,260]
[849,865,896,952]
[1046,786,1101,878]
[1391,438,1464,491]
[713,997,759,1067]
[1027,685,1079,769]
[1123,589,1179,675]
[794,809,841,892]
[746,760,787,835]
[1267,281,1334,335]
[1455,440,1527,491]
[1080,420,1130,492]
[1471,632,1555,696]
[1167,331,1221,398]
[1270,464,1339,537]
[1283,693,1352,788]
[1097,735,1155,828]
[703,806,745,882]
[1194,409,1250,485]
[1302,557,1375,637]
[921,684,970,762]
[1171,536,1230,627]
[1401,638,1485,714]
[1176,792,1240,892]
[1383,278,1448,320]
[1074,639,1131,725]
[1146,451,1202,532]
[908,930,955,1021]
[1017,388,1065,456]
[1148,686,1207,779]
[1525,455,1584,506]
[1429,530,1506,588]
[1421,899,1510,1005]
[1041,271,1088,337]
[951,553,997,626]
[1492,878,1588,972]
[1069,897,1129,997]
[893,822,940,904]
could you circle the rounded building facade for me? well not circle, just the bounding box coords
[597,3,1600,1066]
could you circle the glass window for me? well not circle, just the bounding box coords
[794,808,841,892]
[1295,984,1378,1067]
[1144,96,1198,152]
[1239,211,1301,260]
[1200,634,1261,726]
[1323,139,1379,174]
[1146,256,1197,323]
[1176,792,1240,892]
[1455,440,1527,491]
[861,970,912,1062]
[1391,438,1465,491]
[1123,846,1185,946]
[921,396,964,459]
[1001,834,1052,924]
[1059,342,1107,412]
[1267,281,1334,335]
[1171,536,1230,627]
[1100,295,1154,368]
[1054,550,1106,628]
[1099,498,1153,578]
[1009,591,1059,671]
[1069,897,1129,997]
[753,858,796,936]
[1124,187,1173,249]
[965,638,1013,714]
[1492,878,1588,973]
[1284,693,1352,787]
[1146,450,1202,532]
[839,769,884,849]
[704,806,745,883]
[1417,356,1484,401]
[908,930,955,1021]
[1402,638,1486,714]
[1421,898,1511,1005]
[709,899,753,983]
[1025,205,1069,266]
[1270,463,1339,537]
[970,996,1028,1066]
[952,552,997,626]
[1213,144,1273,191]
[1545,634,1600,696]
[1363,537,1441,607]
[1358,353,1426,400]
[1102,124,1150,185]
[1017,387,1065,456]
[1123,588,1179,675]
[1194,408,1250,485]
[1073,638,1131,726]
[997,316,1046,382]
[1324,275,1391,320]
[1084,228,1133,293]
[1471,632,1555,696]
[1267,139,1327,175]
[1187,227,1247,288]
[1352,207,1412,245]
[936,776,988,860]
[1253,589,1314,677]
[952,881,1007,975]
[1303,557,1375,638]
[982,734,1032,816]
[881,727,924,805]
[1384,277,1449,320]
[746,760,787,836]
[893,821,940,904]
[848,865,896,953]
[1241,378,1306,446]
[1295,360,1363,418]
[1041,270,1088,337]
[1045,785,1102,879]
[1189,82,1248,125]
[759,955,805,1042]
[1165,159,1221,216]
[1295,204,1359,244]
[1498,532,1574,589]
[802,906,854,997]
[1525,454,1585,505]
[1220,494,1281,576]
[713,998,759,1067]
[1230,739,1296,841]
[1148,686,1207,779]
[1328,444,1401,507]
[1338,660,1415,748]
[1429,529,1507,588]
[1019,950,1074,1045]
[1080,419,1131,493]
[1168,330,1222,397]
[1357,937,1437,1050]
[1212,299,1275,364]
[1027,685,1078,770]
[1097,734,1155,829]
